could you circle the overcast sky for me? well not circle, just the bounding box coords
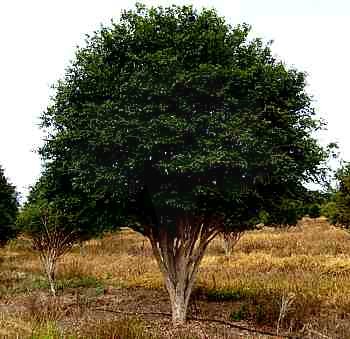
[1,0,349,197]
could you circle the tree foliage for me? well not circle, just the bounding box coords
[41,4,326,230]
[0,164,18,246]
[300,190,328,218]
[39,4,328,323]
[17,180,81,252]
[16,173,87,295]
[327,163,350,227]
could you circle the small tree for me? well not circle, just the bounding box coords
[40,5,328,324]
[16,172,91,296]
[17,200,79,295]
[0,165,19,246]
[221,231,243,256]
[17,167,119,295]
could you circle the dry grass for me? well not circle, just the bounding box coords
[1,218,350,337]
[200,218,350,334]
[71,317,157,339]
[0,311,33,338]
[0,311,158,339]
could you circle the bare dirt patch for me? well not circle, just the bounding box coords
[0,287,279,338]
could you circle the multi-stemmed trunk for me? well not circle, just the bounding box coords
[221,231,243,256]
[35,233,76,296]
[147,217,220,325]
[32,215,78,296]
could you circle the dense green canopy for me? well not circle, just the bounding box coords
[0,165,18,245]
[40,4,326,234]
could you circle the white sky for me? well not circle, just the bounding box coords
[1,0,349,197]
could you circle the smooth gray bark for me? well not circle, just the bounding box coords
[147,218,220,325]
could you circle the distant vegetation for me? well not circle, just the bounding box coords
[323,163,350,227]
[0,164,18,246]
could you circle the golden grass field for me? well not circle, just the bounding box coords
[1,217,350,338]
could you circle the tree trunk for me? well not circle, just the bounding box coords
[41,253,57,296]
[47,270,56,296]
[169,283,190,325]
[163,261,195,325]
[147,217,220,325]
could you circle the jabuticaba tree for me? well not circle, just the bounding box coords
[40,4,329,324]
[0,164,19,246]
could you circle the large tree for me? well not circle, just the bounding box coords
[40,4,328,324]
[0,165,18,246]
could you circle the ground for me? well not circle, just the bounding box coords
[1,218,350,338]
